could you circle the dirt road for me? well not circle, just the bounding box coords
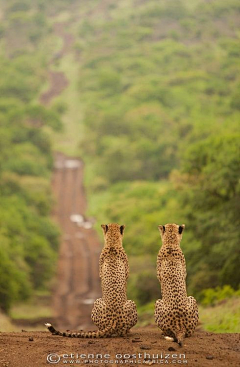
[0,327,239,367]
[39,22,102,330]
[51,153,101,329]
[40,22,74,105]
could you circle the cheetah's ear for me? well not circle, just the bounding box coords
[179,224,185,234]
[101,224,108,234]
[120,225,125,235]
[158,225,165,234]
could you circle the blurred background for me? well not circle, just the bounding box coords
[0,0,239,333]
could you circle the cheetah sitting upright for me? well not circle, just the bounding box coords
[46,223,137,337]
[154,223,198,346]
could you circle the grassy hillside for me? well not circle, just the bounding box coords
[0,0,63,313]
[137,296,240,333]
[0,0,239,333]
[66,0,240,303]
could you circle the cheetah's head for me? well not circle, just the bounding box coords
[101,223,125,246]
[158,223,185,246]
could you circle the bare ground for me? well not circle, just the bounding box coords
[0,327,239,367]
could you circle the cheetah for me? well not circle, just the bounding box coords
[46,223,137,337]
[154,223,199,346]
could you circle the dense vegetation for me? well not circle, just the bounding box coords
[74,0,240,303]
[0,0,62,312]
[0,0,239,320]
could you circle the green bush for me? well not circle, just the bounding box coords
[200,285,240,306]
[0,7,61,312]
[128,270,159,306]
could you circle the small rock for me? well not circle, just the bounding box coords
[144,361,154,366]
[168,347,176,351]
[206,355,214,360]
[140,345,151,350]
[132,339,142,343]
[29,337,34,342]
[88,341,94,344]
[21,330,26,332]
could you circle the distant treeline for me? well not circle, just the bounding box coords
[0,0,64,312]
[75,0,240,303]
[0,0,239,313]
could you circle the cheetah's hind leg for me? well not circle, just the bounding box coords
[91,298,109,331]
[155,299,176,341]
[119,300,138,335]
[154,299,165,329]
[185,296,199,337]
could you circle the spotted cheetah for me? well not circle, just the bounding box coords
[154,223,199,346]
[46,223,137,337]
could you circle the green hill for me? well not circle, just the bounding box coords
[0,0,239,320]
[0,0,62,312]
[72,0,240,302]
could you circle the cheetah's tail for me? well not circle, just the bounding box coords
[45,321,116,338]
[176,331,185,347]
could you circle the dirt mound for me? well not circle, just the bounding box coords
[0,327,239,367]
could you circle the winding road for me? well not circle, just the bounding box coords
[40,22,102,330]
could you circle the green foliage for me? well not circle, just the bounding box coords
[0,232,31,313]
[128,270,159,306]
[200,285,240,307]
[77,0,240,305]
[199,297,240,333]
[173,133,240,296]
[0,0,61,313]
[1,0,240,321]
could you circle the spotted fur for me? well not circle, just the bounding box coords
[46,223,137,338]
[154,224,199,346]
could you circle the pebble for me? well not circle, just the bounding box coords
[140,345,151,350]
[206,355,214,360]
[29,337,34,342]
[168,347,176,351]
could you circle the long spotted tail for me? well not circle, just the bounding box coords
[45,321,116,338]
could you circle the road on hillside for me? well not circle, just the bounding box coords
[39,22,102,330]
[51,153,102,329]
[40,22,74,105]
[2,13,239,367]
